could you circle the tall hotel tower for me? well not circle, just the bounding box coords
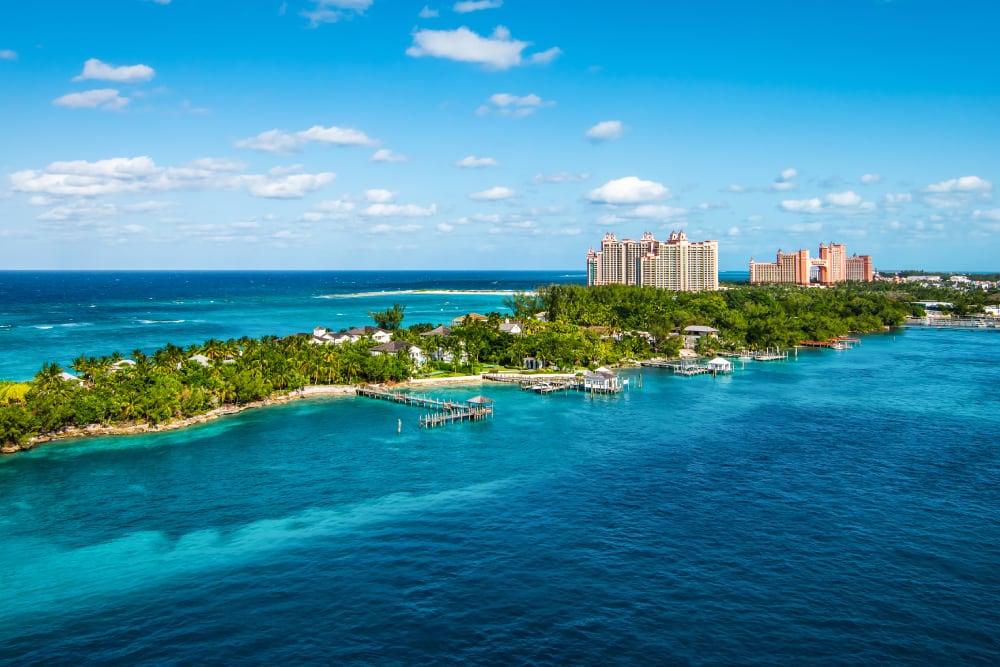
[586,231,719,292]
[749,242,873,285]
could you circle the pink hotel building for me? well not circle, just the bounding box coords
[586,231,719,292]
[749,243,874,286]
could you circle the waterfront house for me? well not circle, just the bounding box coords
[346,326,393,344]
[681,325,719,350]
[371,340,426,366]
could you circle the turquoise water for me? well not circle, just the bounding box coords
[1,274,998,664]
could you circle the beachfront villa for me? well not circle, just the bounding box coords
[680,325,719,350]
[451,313,489,327]
[311,326,392,345]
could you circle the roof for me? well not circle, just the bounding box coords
[684,325,719,334]
[372,341,417,353]
[498,321,521,333]
[466,395,494,404]
[347,326,389,336]
[420,325,452,337]
[707,357,732,367]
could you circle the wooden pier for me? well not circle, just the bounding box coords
[357,386,494,428]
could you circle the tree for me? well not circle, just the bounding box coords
[370,303,406,330]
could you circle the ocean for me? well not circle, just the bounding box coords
[1,271,997,665]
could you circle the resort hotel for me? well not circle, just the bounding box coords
[749,243,874,286]
[586,231,719,292]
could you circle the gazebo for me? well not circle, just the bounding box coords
[706,357,733,374]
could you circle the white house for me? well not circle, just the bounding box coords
[370,340,426,366]
[706,357,733,374]
[583,368,623,392]
[498,321,523,335]
[681,325,719,350]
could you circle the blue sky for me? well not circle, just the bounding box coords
[1,0,998,271]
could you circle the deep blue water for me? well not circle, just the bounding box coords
[1,273,998,665]
[0,271,582,381]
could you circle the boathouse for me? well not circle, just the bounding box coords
[583,368,623,392]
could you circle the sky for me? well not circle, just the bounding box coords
[1,0,998,271]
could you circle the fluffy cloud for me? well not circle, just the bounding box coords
[301,199,356,222]
[456,155,500,168]
[725,184,748,193]
[0,50,17,60]
[769,168,798,191]
[477,92,554,118]
[11,156,327,200]
[246,169,335,199]
[365,188,397,203]
[235,125,378,154]
[469,186,516,200]
[419,6,439,18]
[585,120,625,143]
[924,175,992,193]
[825,191,862,207]
[361,203,437,217]
[406,26,560,70]
[780,198,824,213]
[371,148,408,163]
[302,0,372,26]
[436,222,454,233]
[73,58,155,84]
[453,0,502,12]
[53,88,129,110]
[533,172,589,184]
[588,176,669,204]
[861,173,882,185]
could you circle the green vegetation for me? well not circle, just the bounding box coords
[0,283,930,450]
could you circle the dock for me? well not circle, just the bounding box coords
[357,386,494,428]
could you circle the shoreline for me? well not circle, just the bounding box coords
[1,374,491,455]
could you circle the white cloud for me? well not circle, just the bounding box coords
[825,191,862,207]
[924,175,992,193]
[0,50,17,61]
[884,192,912,205]
[780,198,824,213]
[555,227,582,236]
[861,173,882,185]
[780,168,798,181]
[786,222,822,233]
[770,181,795,192]
[725,184,748,193]
[585,120,625,143]
[73,58,155,84]
[247,169,335,199]
[235,125,378,154]
[529,47,562,65]
[727,227,741,236]
[301,199,355,221]
[365,188,397,203]
[973,209,1000,221]
[302,0,372,26]
[436,222,454,233]
[362,203,437,217]
[456,155,500,168]
[469,186,516,200]
[419,6,439,18]
[588,176,669,204]
[770,168,798,191]
[477,92,555,118]
[453,0,502,12]
[371,148,408,163]
[53,88,129,110]
[406,26,560,70]
[533,172,589,184]
[296,125,378,147]
[368,223,423,234]
[924,196,963,209]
